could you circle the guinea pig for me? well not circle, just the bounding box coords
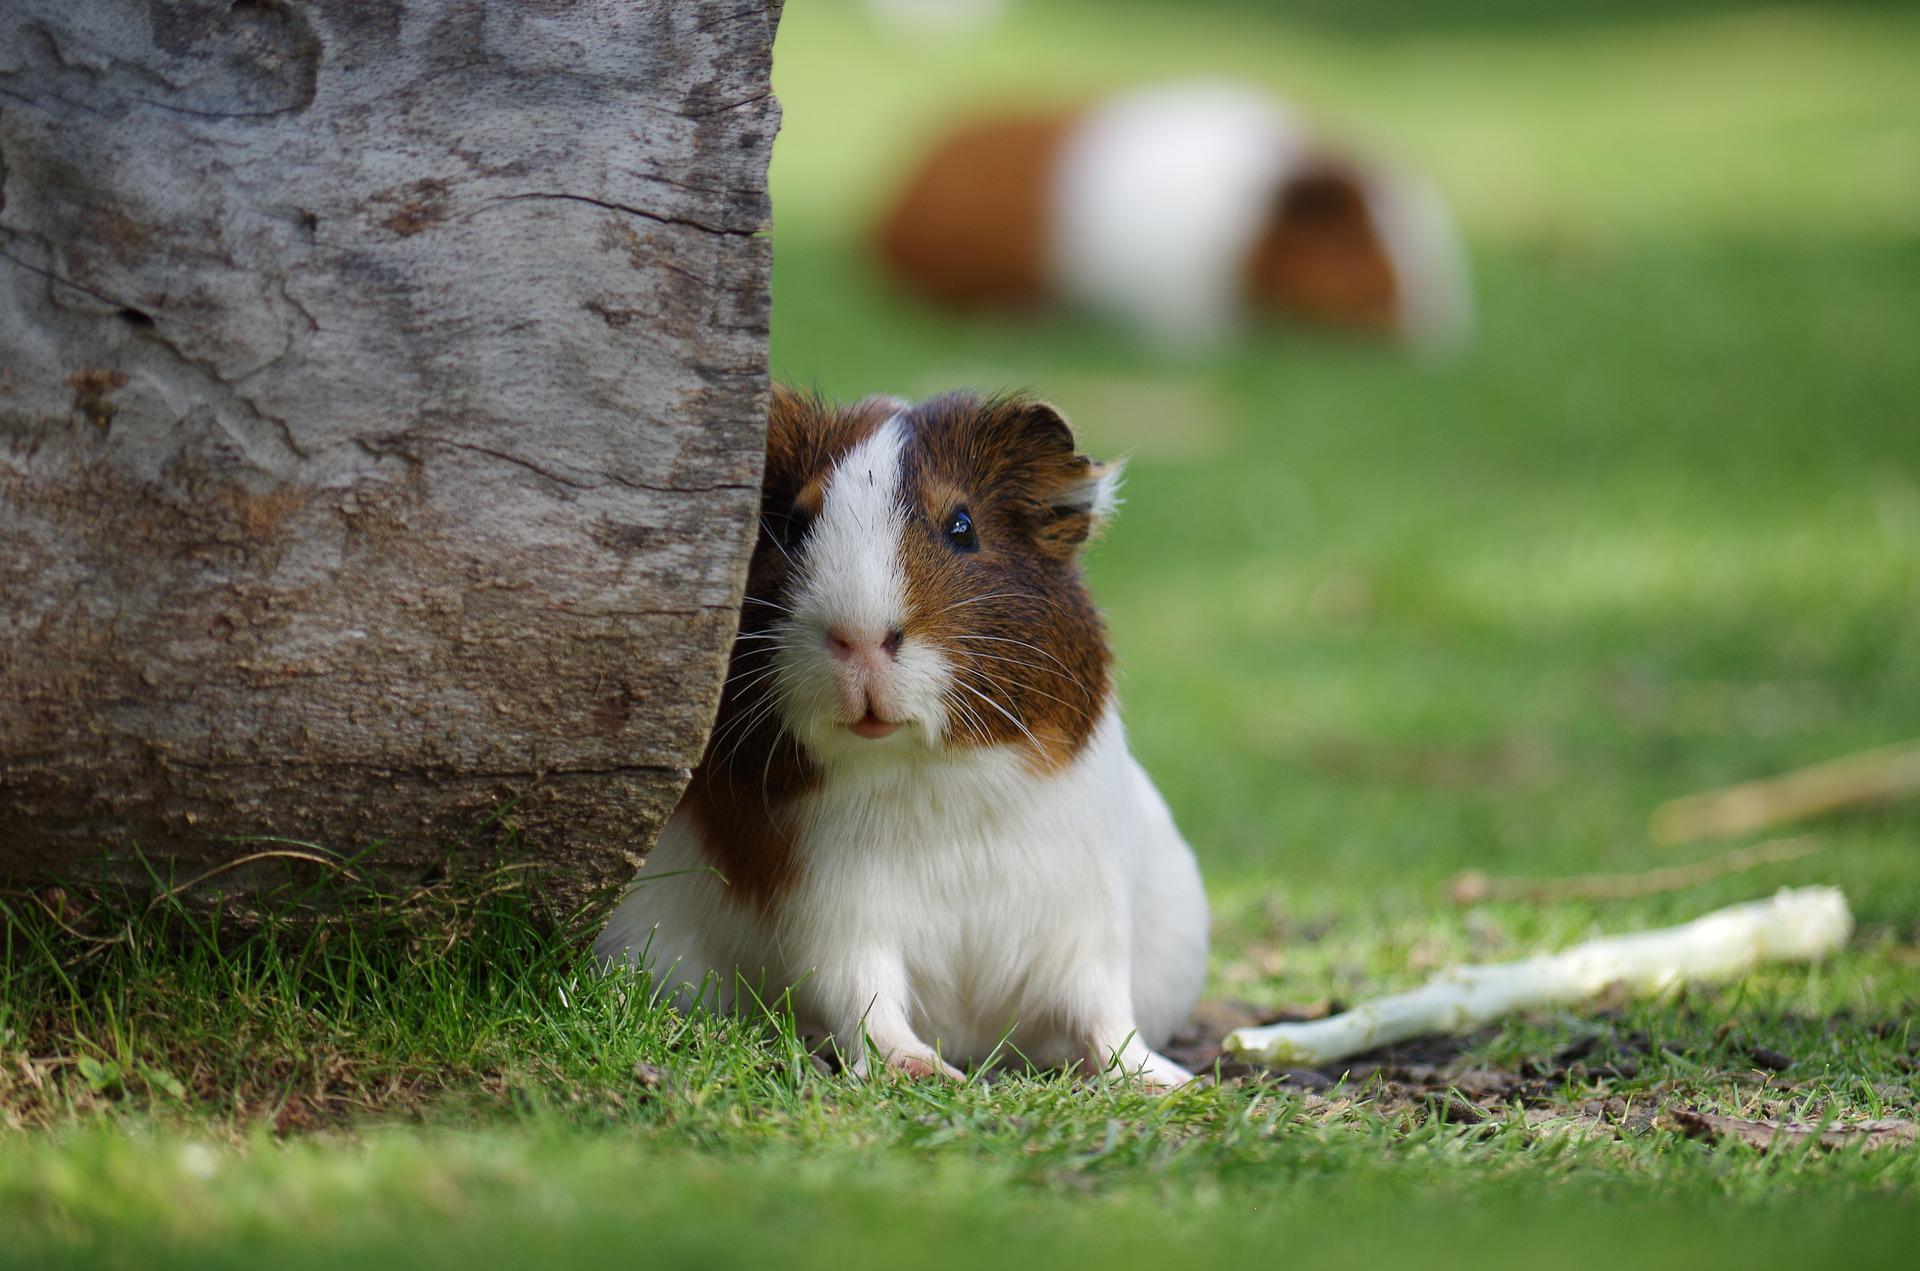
[876,81,1472,353]
[596,385,1208,1088]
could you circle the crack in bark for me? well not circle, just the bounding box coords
[603,474,755,496]
[0,244,136,310]
[127,94,312,122]
[691,4,773,36]
[669,90,776,119]
[433,438,594,489]
[467,191,755,239]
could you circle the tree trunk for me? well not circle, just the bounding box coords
[0,0,779,921]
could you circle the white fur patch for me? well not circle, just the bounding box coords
[1048,83,1307,349]
[792,417,911,648]
[1045,80,1473,351]
[596,705,1208,1081]
[773,416,956,762]
[1357,163,1475,354]
[1075,460,1124,527]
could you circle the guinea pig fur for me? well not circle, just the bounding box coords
[876,81,1473,353]
[596,386,1208,1088]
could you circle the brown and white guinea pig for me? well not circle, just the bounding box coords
[876,81,1473,352]
[596,385,1207,1088]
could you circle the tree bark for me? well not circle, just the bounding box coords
[0,0,779,920]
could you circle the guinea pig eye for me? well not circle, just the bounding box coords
[943,507,979,553]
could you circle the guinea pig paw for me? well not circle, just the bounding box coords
[884,1050,967,1083]
[1130,1061,1197,1095]
[1090,1048,1196,1094]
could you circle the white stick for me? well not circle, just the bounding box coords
[1223,887,1852,1069]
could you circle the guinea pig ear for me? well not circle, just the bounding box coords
[1008,398,1122,556]
[1054,456,1123,528]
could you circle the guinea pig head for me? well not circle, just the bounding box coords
[732,387,1118,772]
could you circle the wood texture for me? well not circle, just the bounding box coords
[0,0,781,919]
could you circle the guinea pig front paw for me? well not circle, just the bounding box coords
[845,1037,966,1083]
[884,1050,967,1083]
[1085,1042,1196,1093]
[1126,1053,1197,1094]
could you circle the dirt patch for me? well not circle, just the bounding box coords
[1168,1001,1684,1130]
[1167,1004,1577,1113]
[1170,999,1919,1146]
[1665,1107,1917,1152]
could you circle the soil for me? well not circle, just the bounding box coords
[1166,999,1719,1132]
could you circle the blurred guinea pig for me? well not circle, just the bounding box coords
[876,81,1472,352]
[596,385,1208,1089]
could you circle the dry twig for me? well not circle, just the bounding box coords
[1446,837,1821,905]
[1225,888,1852,1068]
[1652,740,1920,844]
[149,849,364,908]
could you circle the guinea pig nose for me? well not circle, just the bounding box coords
[826,626,904,663]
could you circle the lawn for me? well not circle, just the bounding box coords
[5,1,1920,1266]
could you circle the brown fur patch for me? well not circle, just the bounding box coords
[875,111,1079,309]
[1245,161,1399,333]
[897,394,1112,770]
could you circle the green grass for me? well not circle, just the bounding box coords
[6,1,1920,1265]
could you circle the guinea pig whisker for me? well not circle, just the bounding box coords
[717,670,782,706]
[714,675,787,748]
[721,652,787,691]
[929,590,1069,617]
[952,651,1096,722]
[731,630,796,645]
[733,653,795,678]
[714,684,797,795]
[706,673,790,759]
[949,692,993,746]
[758,713,800,825]
[938,685,983,743]
[963,659,1095,735]
[723,651,793,676]
[949,632,1083,680]
[741,595,796,615]
[951,674,1042,753]
[948,646,1065,682]
[734,685,797,779]
[931,591,1023,611]
[758,517,799,566]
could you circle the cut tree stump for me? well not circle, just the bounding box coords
[0,0,782,920]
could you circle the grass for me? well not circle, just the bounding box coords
[6,0,1920,1265]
